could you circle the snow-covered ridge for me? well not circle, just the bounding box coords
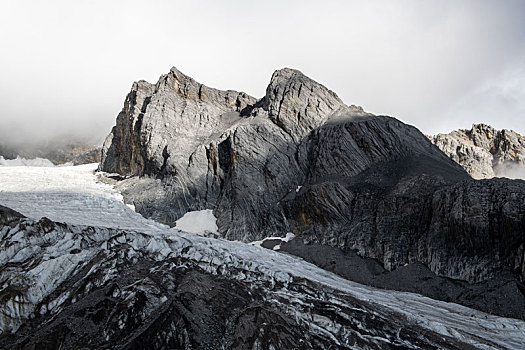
[1,215,524,349]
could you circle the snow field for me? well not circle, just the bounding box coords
[0,163,167,231]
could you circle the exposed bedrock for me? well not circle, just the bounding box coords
[284,173,525,284]
[100,67,525,285]
[429,123,525,179]
[281,239,525,320]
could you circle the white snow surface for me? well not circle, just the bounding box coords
[0,163,166,231]
[0,163,524,348]
[174,209,218,235]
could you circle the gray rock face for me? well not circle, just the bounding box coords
[284,174,525,284]
[429,124,525,179]
[100,67,525,286]
[262,68,345,142]
[101,67,256,176]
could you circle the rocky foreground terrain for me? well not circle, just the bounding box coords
[0,202,524,349]
[429,124,525,179]
[1,67,525,349]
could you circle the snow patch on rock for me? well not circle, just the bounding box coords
[174,209,218,235]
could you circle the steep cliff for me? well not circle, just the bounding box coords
[429,124,525,179]
[100,67,525,286]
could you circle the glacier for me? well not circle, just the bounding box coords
[0,163,524,349]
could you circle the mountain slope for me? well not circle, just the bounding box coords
[100,67,525,288]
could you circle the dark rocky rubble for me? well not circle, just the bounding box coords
[0,205,25,227]
[281,239,525,320]
[0,210,511,349]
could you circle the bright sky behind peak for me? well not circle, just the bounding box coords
[1,0,524,145]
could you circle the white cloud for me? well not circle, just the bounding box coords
[0,0,524,145]
[439,67,525,134]
[494,162,525,180]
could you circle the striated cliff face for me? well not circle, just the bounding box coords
[100,67,525,285]
[287,176,525,283]
[429,124,525,179]
[101,67,256,176]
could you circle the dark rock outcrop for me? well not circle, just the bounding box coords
[100,67,525,287]
[429,124,525,179]
[281,239,525,320]
[284,171,525,284]
[0,205,25,227]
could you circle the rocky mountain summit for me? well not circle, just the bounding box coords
[429,124,525,179]
[2,67,525,349]
[100,67,525,293]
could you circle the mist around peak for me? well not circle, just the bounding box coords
[494,161,525,180]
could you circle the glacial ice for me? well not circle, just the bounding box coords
[0,163,524,348]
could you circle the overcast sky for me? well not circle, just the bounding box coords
[1,0,524,146]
